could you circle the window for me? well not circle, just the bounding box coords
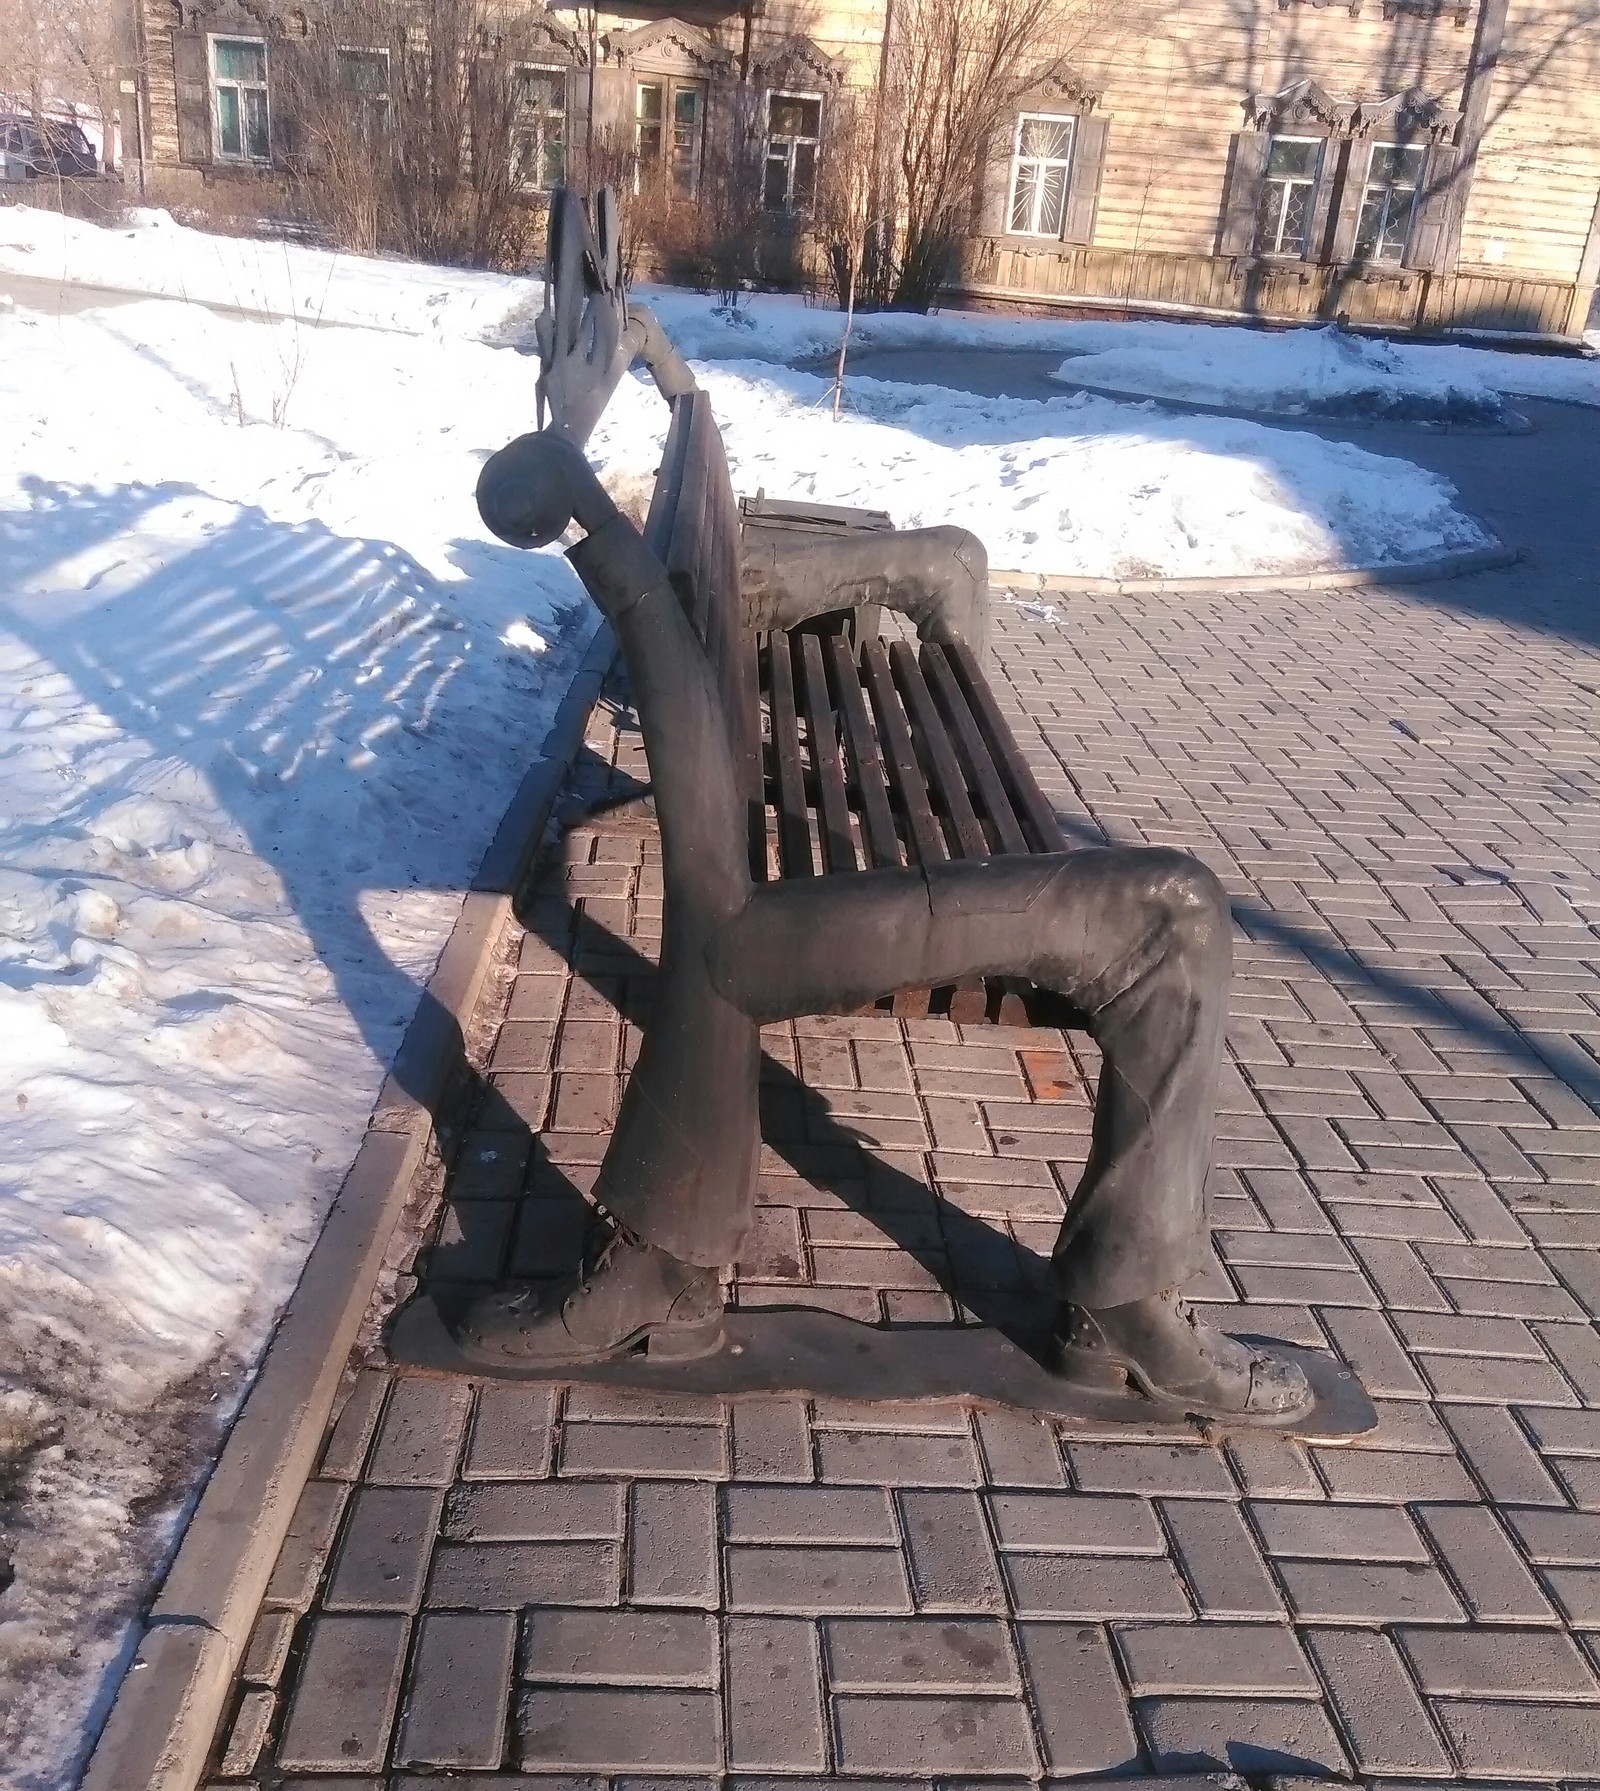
[338,48,390,144]
[636,79,703,196]
[764,91,820,211]
[211,37,269,162]
[513,66,566,191]
[1007,113,1077,238]
[1354,141,1424,263]
[1253,135,1322,255]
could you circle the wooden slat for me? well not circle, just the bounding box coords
[946,642,1069,853]
[921,645,1029,856]
[799,632,858,874]
[767,634,814,877]
[888,641,989,860]
[826,634,901,871]
[861,640,945,870]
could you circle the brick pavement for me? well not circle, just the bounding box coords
[205,575,1600,1786]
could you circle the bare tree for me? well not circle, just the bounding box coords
[0,0,116,152]
[811,87,879,411]
[276,0,552,267]
[877,0,1114,309]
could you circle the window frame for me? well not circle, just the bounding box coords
[763,88,823,214]
[336,44,391,146]
[1353,138,1425,265]
[208,33,270,164]
[511,63,568,194]
[635,75,706,197]
[1253,133,1323,257]
[1005,110,1078,240]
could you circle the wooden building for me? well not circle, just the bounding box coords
[122,0,1600,339]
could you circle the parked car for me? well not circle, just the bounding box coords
[0,112,98,180]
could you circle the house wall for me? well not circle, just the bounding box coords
[130,0,1600,336]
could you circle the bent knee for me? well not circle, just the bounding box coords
[1138,848,1232,960]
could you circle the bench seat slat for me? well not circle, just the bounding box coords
[768,634,815,878]
[861,640,946,871]
[921,645,1031,857]
[888,641,990,860]
[947,641,1069,855]
[827,633,901,871]
[800,632,860,875]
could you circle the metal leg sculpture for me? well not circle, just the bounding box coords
[437,189,1330,1428]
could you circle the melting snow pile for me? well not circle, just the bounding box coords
[0,286,585,1785]
[588,362,1491,578]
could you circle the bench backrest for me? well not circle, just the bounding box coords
[643,389,764,872]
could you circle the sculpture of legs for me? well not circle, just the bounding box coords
[459,844,1310,1418]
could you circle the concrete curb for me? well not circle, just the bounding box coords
[79,621,616,1791]
[990,540,1520,599]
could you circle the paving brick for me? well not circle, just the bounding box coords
[367,1378,472,1485]
[817,1429,981,1487]
[833,1693,1038,1775]
[460,1384,558,1480]
[825,1616,1016,1690]
[325,1486,442,1613]
[1440,1405,1568,1502]
[1432,1700,1600,1778]
[320,1373,390,1480]
[521,1609,716,1685]
[1225,1435,1321,1499]
[396,1610,516,1768]
[1161,1499,1281,1616]
[730,1398,813,1481]
[1415,1503,1559,1623]
[516,1687,720,1770]
[427,1541,620,1609]
[723,1485,894,1545]
[1535,1323,1600,1401]
[266,1478,349,1607]
[1016,1622,1139,1774]
[726,1544,912,1613]
[240,1608,296,1687]
[630,1481,717,1607]
[446,1480,625,1542]
[1114,1621,1314,1695]
[1276,1559,1463,1624]
[1136,1694,1350,1777]
[1303,1628,1450,1775]
[1397,1626,1598,1696]
[219,1687,274,1777]
[1311,1446,1478,1503]
[1004,1552,1190,1620]
[974,1410,1065,1488]
[898,1489,1004,1613]
[559,1421,726,1479]
[276,1614,411,1772]
[1521,1408,1600,1456]
[725,1618,826,1770]
[1505,1508,1600,1564]
[1250,1500,1428,1561]
[1065,1442,1235,1498]
[1423,1352,1577,1405]
[988,1491,1164,1554]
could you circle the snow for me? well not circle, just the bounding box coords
[0,203,528,338]
[587,362,1490,578]
[0,208,1509,1782]
[0,291,587,1785]
[620,285,1600,412]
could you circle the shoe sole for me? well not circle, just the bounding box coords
[1053,1341,1316,1427]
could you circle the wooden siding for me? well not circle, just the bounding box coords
[955,234,1577,334]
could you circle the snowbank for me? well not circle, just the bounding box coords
[588,361,1491,578]
[1050,321,1510,422]
[0,296,583,1785]
[0,203,531,338]
[618,287,1600,410]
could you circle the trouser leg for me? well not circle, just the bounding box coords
[708,847,1232,1308]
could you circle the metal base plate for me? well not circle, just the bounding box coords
[387,1296,1376,1441]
